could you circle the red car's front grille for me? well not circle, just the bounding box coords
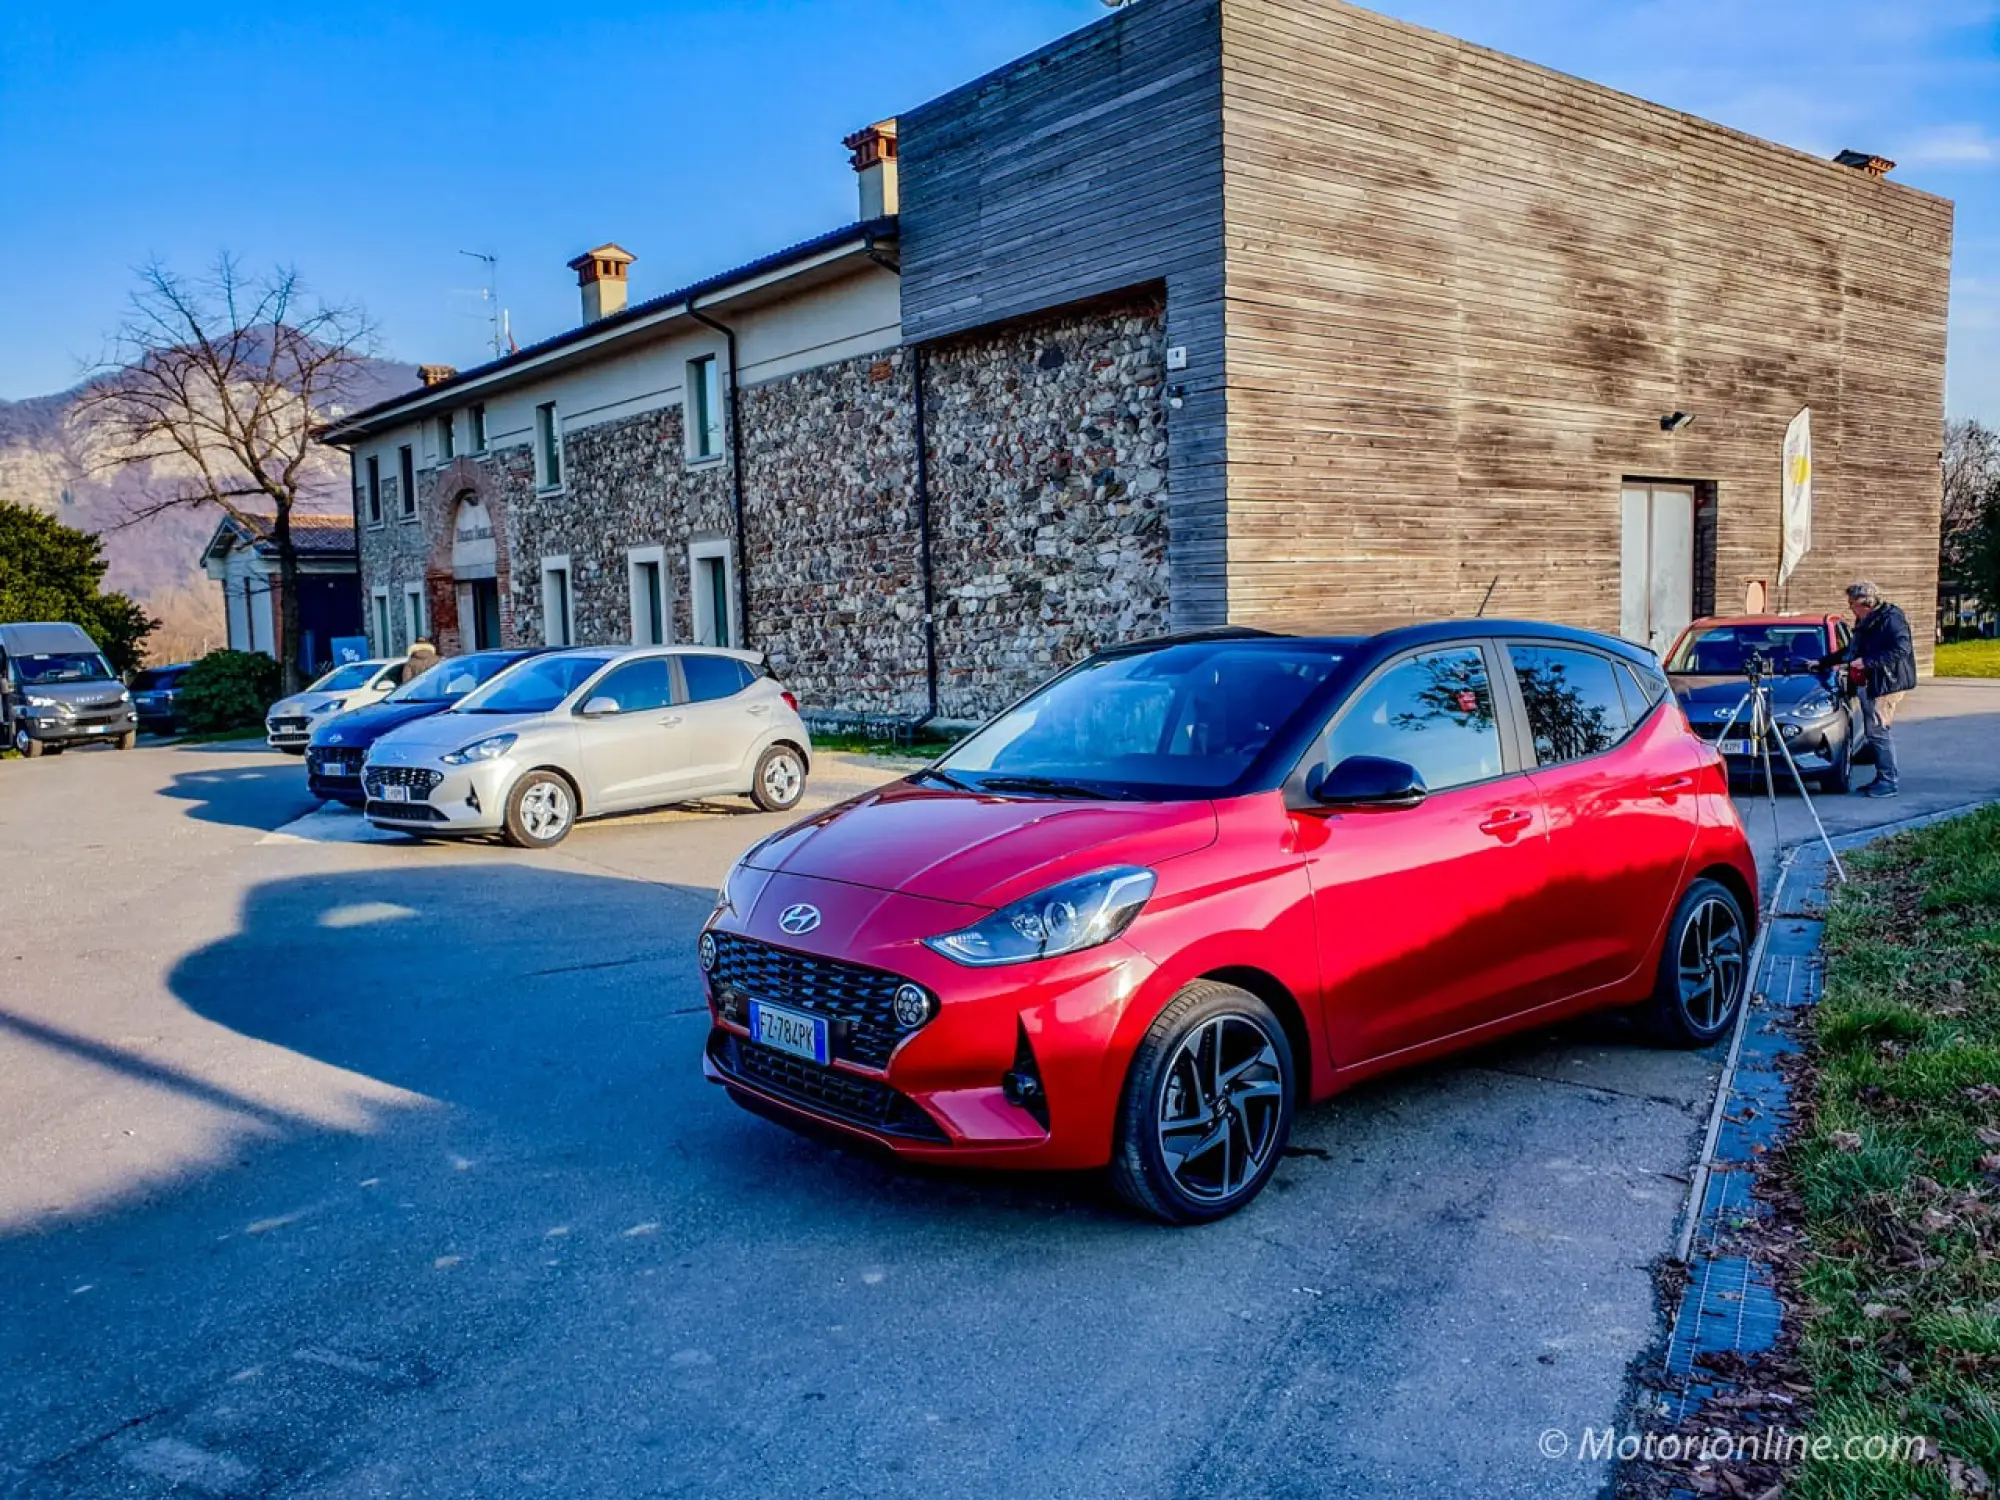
[707,933,912,1068]
[708,1030,947,1141]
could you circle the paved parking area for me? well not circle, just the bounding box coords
[3,687,1995,1498]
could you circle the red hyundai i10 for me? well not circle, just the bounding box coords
[700,621,1757,1223]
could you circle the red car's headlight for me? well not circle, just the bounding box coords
[924,866,1156,968]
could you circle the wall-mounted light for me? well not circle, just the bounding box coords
[1660,411,1696,432]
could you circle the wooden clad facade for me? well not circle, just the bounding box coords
[1217,0,1953,663]
[897,0,1230,627]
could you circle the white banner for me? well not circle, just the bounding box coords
[1778,407,1812,586]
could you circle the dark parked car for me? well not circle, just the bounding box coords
[130,663,193,735]
[306,648,550,806]
[1662,615,1865,793]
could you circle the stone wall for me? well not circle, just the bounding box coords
[509,411,734,649]
[738,351,928,714]
[926,295,1171,718]
[353,291,1170,721]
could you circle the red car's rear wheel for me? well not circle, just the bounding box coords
[1111,981,1295,1225]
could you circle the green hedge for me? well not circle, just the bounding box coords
[174,650,282,733]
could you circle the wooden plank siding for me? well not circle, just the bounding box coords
[898,0,1232,627]
[1218,0,1953,665]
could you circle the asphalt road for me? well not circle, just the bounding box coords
[3,691,1995,1499]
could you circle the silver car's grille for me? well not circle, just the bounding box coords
[363,766,443,798]
[269,716,309,732]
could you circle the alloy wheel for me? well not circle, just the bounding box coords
[762,751,802,806]
[519,780,572,841]
[1677,896,1745,1032]
[1155,1015,1287,1204]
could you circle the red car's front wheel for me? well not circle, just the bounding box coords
[1111,981,1295,1225]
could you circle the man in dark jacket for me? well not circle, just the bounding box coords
[1817,581,1917,797]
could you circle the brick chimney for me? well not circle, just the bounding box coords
[1833,149,1896,178]
[844,120,898,220]
[418,364,457,386]
[567,243,637,323]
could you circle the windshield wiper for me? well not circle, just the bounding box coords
[910,766,978,793]
[974,774,1137,801]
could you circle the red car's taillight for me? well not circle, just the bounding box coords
[781,690,799,713]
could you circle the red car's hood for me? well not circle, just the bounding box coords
[746,781,1220,909]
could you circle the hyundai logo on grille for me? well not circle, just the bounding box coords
[778,904,822,936]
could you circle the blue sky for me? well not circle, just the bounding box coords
[1,0,1993,417]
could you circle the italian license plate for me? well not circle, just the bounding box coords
[382,784,409,803]
[1719,739,1752,755]
[87,724,106,733]
[748,1000,829,1065]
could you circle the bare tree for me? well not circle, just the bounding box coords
[76,258,377,691]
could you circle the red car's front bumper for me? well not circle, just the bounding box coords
[700,866,1161,1170]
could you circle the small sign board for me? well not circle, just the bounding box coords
[330,635,370,665]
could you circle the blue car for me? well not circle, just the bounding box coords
[306,648,551,807]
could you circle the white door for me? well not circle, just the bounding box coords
[1620,483,1695,655]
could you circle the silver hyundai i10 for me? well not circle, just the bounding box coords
[361,645,812,847]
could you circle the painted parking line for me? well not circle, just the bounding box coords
[259,804,407,845]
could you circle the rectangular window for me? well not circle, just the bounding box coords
[403,584,426,648]
[438,412,455,462]
[365,456,382,525]
[540,557,573,647]
[398,445,416,518]
[371,588,391,652]
[687,356,723,460]
[688,538,734,647]
[469,403,487,453]
[536,403,563,490]
[627,547,668,645]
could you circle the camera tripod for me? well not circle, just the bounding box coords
[1707,652,1847,884]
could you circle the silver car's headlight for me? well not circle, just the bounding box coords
[925,866,1156,968]
[441,732,517,765]
[313,699,347,715]
[1788,691,1836,720]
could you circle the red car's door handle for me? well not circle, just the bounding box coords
[1478,809,1535,839]
[1649,775,1696,797]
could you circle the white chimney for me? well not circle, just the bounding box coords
[844,120,898,220]
[567,243,636,323]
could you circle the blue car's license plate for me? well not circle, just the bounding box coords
[748,999,829,1065]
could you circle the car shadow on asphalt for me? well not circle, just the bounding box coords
[161,756,320,831]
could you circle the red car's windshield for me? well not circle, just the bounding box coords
[1666,624,1825,676]
[935,640,1344,799]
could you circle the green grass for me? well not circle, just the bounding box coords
[1792,804,2000,1498]
[811,730,960,760]
[1936,639,2000,678]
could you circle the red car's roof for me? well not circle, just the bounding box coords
[1685,614,1837,627]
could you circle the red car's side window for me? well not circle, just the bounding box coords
[1323,647,1503,792]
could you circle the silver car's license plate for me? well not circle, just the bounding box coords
[748,1000,829,1065]
[382,784,409,803]
[1719,738,1752,755]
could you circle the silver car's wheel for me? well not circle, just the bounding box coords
[503,771,576,849]
[750,745,806,812]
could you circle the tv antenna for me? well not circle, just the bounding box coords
[458,249,505,358]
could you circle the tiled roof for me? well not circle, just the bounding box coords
[213,511,357,558]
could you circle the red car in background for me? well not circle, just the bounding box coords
[701,622,1757,1223]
